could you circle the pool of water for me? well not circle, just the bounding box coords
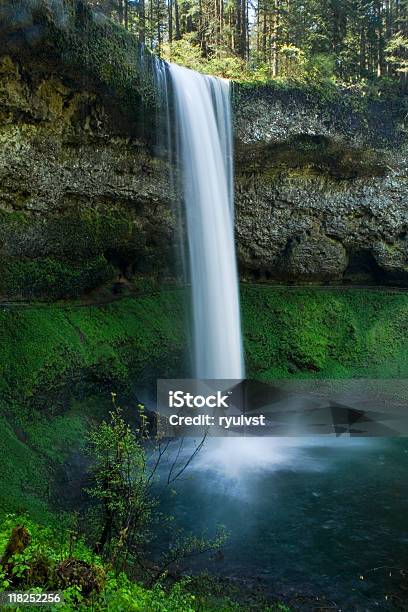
[155,437,408,610]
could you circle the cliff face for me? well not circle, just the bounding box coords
[0,54,174,299]
[0,0,176,300]
[0,0,407,299]
[1,0,408,522]
[234,87,408,285]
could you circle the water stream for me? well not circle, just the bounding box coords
[167,63,244,380]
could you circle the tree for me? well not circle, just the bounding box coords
[385,31,408,73]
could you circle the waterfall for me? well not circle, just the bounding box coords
[166,63,244,380]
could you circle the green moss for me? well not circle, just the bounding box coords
[0,402,92,521]
[241,285,408,379]
[0,291,186,517]
[1,285,407,411]
[45,210,137,262]
[0,256,115,299]
[0,415,54,520]
[1,286,405,400]
[0,292,186,408]
[0,207,162,299]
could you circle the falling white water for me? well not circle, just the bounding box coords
[152,61,381,478]
[168,63,244,380]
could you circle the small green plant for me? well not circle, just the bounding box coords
[86,395,153,567]
[0,514,197,610]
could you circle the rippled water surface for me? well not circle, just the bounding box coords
[157,437,408,610]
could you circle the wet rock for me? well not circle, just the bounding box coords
[233,85,408,285]
[280,235,348,282]
[372,239,408,283]
[0,56,176,299]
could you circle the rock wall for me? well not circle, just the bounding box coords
[234,86,408,285]
[0,0,407,299]
[0,52,175,299]
[0,0,177,300]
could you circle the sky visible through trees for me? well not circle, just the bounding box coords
[89,0,407,82]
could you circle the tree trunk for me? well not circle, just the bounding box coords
[124,0,128,29]
[139,0,145,45]
[175,0,181,39]
[168,0,173,43]
[149,0,154,49]
[272,0,279,77]
[157,0,161,54]
[240,0,247,58]
[262,6,267,64]
[235,0,242,56]
[118,0,124,24]
[377,0,384,76]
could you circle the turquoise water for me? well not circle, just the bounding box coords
[157,438,408,610]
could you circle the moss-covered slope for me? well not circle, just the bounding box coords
[0,292,186,410]
[241,285,408,379]
[1,286,407,519]
[0,290,186,519]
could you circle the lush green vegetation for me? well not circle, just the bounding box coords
[90,0,408,86]
[1,257,115,301]
[1,286,407,521]
[1,514,286,611]
[0,292,185,407]
[0,207,162,300]
[242,285,408,379]
[1,286,406,415]
[0,292,185,520]
[1,286,407,608]
[0,406,289,611]
[2,4,407,610]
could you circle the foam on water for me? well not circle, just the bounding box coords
[193,437,378,480]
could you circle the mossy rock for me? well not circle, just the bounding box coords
[0,207,174,299]
[241,285,408,379]
[0,0,159,139]
[0,255,115,299]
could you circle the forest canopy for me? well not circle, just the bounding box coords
[87,0,408,82]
